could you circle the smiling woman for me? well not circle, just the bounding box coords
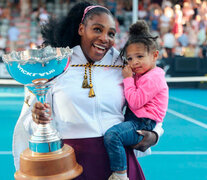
[13,1,164,180]
[78,12,116,62]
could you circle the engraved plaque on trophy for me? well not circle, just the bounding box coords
[3,46,83,180]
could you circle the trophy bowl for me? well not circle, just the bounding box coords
[3,46,83,179]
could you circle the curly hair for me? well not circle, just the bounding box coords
[120,20,159,61]
[41,1,112,48]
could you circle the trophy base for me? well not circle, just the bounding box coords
[14,144,83,180]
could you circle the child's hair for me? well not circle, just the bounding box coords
[41,1,112,48]
[120,20,159,61]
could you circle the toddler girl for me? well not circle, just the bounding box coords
[104,20,169,180]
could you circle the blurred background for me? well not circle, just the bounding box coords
[0,0,207,180]
[0,0,207,79]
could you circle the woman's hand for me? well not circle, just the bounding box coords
[32,102,52,124]
[132,130,158,152]
[122,65,133,78]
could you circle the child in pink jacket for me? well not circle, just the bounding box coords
[104,20,169,180]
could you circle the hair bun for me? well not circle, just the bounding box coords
[129,20,150,36]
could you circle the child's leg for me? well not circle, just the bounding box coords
[104,121,141,173]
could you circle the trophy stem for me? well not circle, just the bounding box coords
[36,94,46,104]
[28,79,63,153]
[31,78,50,104]
[29,123,63,153]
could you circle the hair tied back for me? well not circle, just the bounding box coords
[129,20,150,37]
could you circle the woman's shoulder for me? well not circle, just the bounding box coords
[110,47,122,65]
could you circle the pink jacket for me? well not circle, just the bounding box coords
[123,67,168,123]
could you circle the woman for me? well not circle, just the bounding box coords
[13,1,163,179]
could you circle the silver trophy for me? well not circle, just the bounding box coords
[3,46,83,179]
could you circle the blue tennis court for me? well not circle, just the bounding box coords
[0,86,207,180]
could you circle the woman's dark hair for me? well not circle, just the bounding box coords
[120,20,159,60]
[41,1,112,48]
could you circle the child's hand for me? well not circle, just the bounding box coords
[122,65,133,78]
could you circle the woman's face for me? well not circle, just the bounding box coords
[78,13,116,62]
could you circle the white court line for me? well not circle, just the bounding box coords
[0,151,12,155]
[170,97,207,111]
[0,93,24,97]
[167,108,207,129]
[152,151,207,155]
[0,79,21,85]
[166,76,207,82]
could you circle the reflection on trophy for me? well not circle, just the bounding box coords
[3,46,83,179]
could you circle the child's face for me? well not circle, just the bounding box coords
[126,43,158,75]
